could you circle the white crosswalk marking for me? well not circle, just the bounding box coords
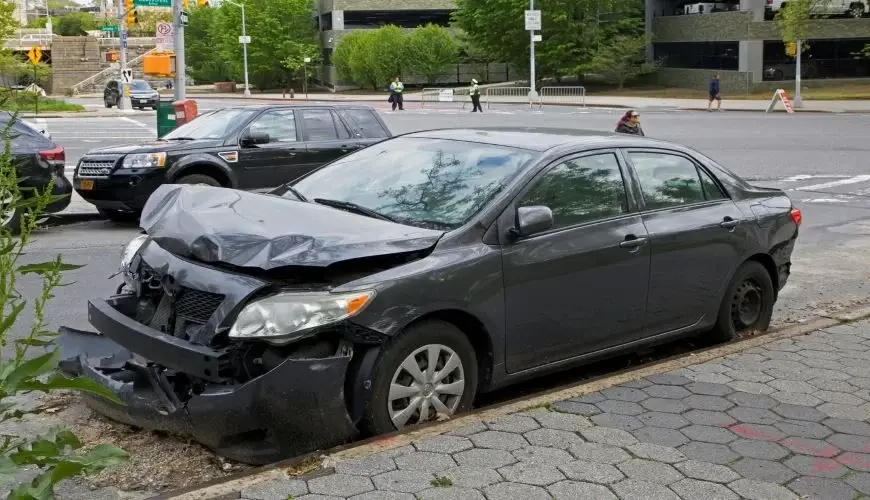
[792,175,870,192]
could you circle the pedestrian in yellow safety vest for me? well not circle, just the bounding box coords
[389,76,405,111]
[469,79,482,113]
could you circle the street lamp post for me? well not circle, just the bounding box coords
[303,56,310,99]
[225,0,250,97]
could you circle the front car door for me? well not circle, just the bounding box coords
[622,149,747,337]
[500,150,651,374]
[236,108,304,189]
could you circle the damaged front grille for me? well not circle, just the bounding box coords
[135,262,225,340]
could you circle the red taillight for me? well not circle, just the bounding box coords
[767,0,773,4]
[38,145,65,168]
[790,207,802,226]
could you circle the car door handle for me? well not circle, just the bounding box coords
[619,235,648,249]
[720,217,739,229]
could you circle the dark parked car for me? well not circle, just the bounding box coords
[73,104,392,222]
[0,112,70,231]
[59,128,800,464]
[104,79,159,110]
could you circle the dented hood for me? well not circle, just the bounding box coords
[139,184,445,270]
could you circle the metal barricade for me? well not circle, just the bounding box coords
[421,87,471,108]
[484,86,533,109]
[538,86,587,108]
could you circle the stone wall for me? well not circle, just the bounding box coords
[653,68,753,93]
[49,36,102,94]
[653,12,870,42]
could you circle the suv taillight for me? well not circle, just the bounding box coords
[38,145,65,168]
[767,0,773,4]
[790,207,802,226]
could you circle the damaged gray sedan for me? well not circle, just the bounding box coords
[59,128,800,465]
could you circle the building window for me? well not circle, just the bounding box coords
[320,12,332,31]
[763,39,870,80]
[654,42,739,70]
[343,10,452,29]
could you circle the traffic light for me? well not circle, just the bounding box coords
[196,0,208,6]
[124,0,135,25]
[183,0,189,7]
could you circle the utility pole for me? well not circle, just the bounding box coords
[528,0,537,99]
[173,0,186,99]
[794,40,802,107]
[225,0,250,97]
[116,0,131,109]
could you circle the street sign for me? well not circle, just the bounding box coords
[533,34,542,42]
[303,57,311,63]
[133,0,171,6]
[525,10,541,31]
[438,89,453,102]
[156,22,174,52]
[239,35,251,44]
[27,46,42,65]
[121,31,128,49]
[179,10,189,26]
[101,25,119,33]
[122,69,133,83]
[766,88,795,114]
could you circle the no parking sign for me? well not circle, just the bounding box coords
[156,22,174,52]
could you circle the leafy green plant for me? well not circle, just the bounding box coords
[578,34,659,89]
[429,476,452,488]
[0,112,127,499]
[407,24,458,85]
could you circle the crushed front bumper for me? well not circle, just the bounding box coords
[59,295,359,465]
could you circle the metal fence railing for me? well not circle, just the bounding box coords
[484,86,533,109]
[538,86,587,108]
[420,87,471,108]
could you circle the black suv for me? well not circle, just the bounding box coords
[104,79,160,110]
[74,104,392,221]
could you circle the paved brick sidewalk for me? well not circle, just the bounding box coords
[222,320,870,500]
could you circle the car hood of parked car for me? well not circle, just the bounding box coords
[87,139,225,155]
[139,184,446,270]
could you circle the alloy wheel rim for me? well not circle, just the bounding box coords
[0,190,16,227]
[732,280,763,330]
[388,344,465,429]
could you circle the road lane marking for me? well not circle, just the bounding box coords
[793,175,870,191]
[119,116,158,135]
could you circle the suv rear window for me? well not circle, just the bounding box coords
[340,109,389,138]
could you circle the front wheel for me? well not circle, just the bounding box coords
[104,99,112,108]
[710,261,775,342]
[849,3,864,17]
[175,174,221,187]
[360,320,478,436]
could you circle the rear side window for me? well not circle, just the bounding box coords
[331,111,352,139]
[629,152,705,209]
[340,109,389,138]
[301,109,339,141]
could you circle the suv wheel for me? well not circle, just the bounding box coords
[849,3,865,17]
[104,99,112,108]
[710,261,775,342]
[360,319,478,435]
[175,174,221,187]
[98,208,138,223]
[0,190,21,233]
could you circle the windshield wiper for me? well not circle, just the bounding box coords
[283,185,308,202]
[164,137,196,141]
[313,198,395,223]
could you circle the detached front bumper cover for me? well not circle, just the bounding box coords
[58,295,359,465]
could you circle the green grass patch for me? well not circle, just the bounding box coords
[0,91,84,112]
[430,476,453,488]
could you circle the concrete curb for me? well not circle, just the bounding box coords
[154,301,870,500]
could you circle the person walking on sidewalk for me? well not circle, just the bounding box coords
[469,78,483,112]
[615,110,644,136]
[389,76,405,111]
[708,72,722,111]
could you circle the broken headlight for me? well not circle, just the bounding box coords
[228,290,376,345]
[119,234,149,288]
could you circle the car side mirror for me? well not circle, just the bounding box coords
[511,205,554,238]
[241,130,270,146]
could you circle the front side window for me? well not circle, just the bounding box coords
[247,110,298,143]
[629,152,707,209]
[520,153,629,230]
[292,137,535,229]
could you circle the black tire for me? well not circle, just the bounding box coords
[152,106,158,111]
[773,69,784,81]
[137,106,144,111]
[360,319,478,436]
[849,3,864,17]
[711,261,775,342]
[175,174,222,187]
[2,208,22,234]
[104,99,112,108]
[98,208,139,223]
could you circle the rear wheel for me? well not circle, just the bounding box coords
[849,3,865,17]
[710,261,775,342]
[360,320,478,436]
[104,99,112,108]
[98,208,139,223]
[0,189,21,234]
[175,174,222,187]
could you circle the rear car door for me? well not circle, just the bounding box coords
[623,149,747,337]
[236,108,304,189]
[500,151,651,373]
[295,109,363,173]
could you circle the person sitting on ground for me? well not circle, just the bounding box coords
[615,110,644,136]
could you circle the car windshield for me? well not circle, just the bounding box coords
[130,80,152,91]
[292,137,536,229]
[162,108,257,140]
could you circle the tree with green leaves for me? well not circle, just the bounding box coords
[0,111,128,498]
[580,34,658,89]
[55,12,98,36]
[369,25,409,86]
[774,0,831,53]
[185,6,231,83]
[407,24,458,85]
[210,0,319,90]
[332,30,380,90]
[0,1,18,40]
[451,0,643,82]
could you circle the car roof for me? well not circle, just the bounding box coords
[402,127,679,152]
[216,103,379,112]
